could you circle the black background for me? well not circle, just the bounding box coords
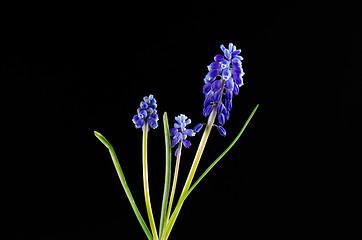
[2,2,360,240]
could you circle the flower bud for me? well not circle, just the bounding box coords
[203,105,213,117]
[217,126,226,137]
[213,90,221,103]
[212,80,222,92]
[225,90,233,101]
[225,100,232,111]
[218,113,225,126]
[203,97,211,108]
[148,117,158,129]
[222,68,231,80]
[214,54,225,62]
[208,61,221,70]
[233,84,239,95]
[217,102,225,115]
[193,123,203,133]
[203,82,212,94]
[225,79,234,90]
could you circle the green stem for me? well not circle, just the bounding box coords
[165,141,183,227]
[160,107,218,240]
[181,107,217,197]
[143,123,158,240]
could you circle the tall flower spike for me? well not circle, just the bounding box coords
[132,94,159,130]
[170,114,199,156]
[202,43,245,136]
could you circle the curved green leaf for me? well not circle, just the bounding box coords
[94,131,153,240]
[161,104,259,240]
[159,112,172,236]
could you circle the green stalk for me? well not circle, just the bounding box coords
[142,123,159,240]
[180,107,217,197]
[165,141,183,227]
[158,112,172,236]
[94,131,153,240]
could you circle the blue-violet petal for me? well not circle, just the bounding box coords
[184,129,195,137]
[170,128,178,136]
[171,138,180,148]
[183,139,191,148]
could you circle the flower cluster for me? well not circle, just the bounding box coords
[202,43,245,136]
[132,94,159,130]
[170,114,201,156]
[96,42,258,240]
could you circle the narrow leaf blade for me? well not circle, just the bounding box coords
[187,104,259,196]
[94,131,154,240]
[161,104,259,240]
[159,112,172,236]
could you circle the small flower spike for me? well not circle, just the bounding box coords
[170,114,199,156]
[132,94,159,130]
[202,43,245,136]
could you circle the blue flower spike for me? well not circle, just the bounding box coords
[170,114,200,156]
[132,94,159,130]
[202,43,245,136]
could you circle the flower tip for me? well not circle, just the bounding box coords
[220,44,226,52]
[94,131,111,147]
[132,95,158,130]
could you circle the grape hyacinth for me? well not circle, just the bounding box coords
[170,114,198,156]
[94,42,259,240]
[202,43,245,136]
[132,94,159,130]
